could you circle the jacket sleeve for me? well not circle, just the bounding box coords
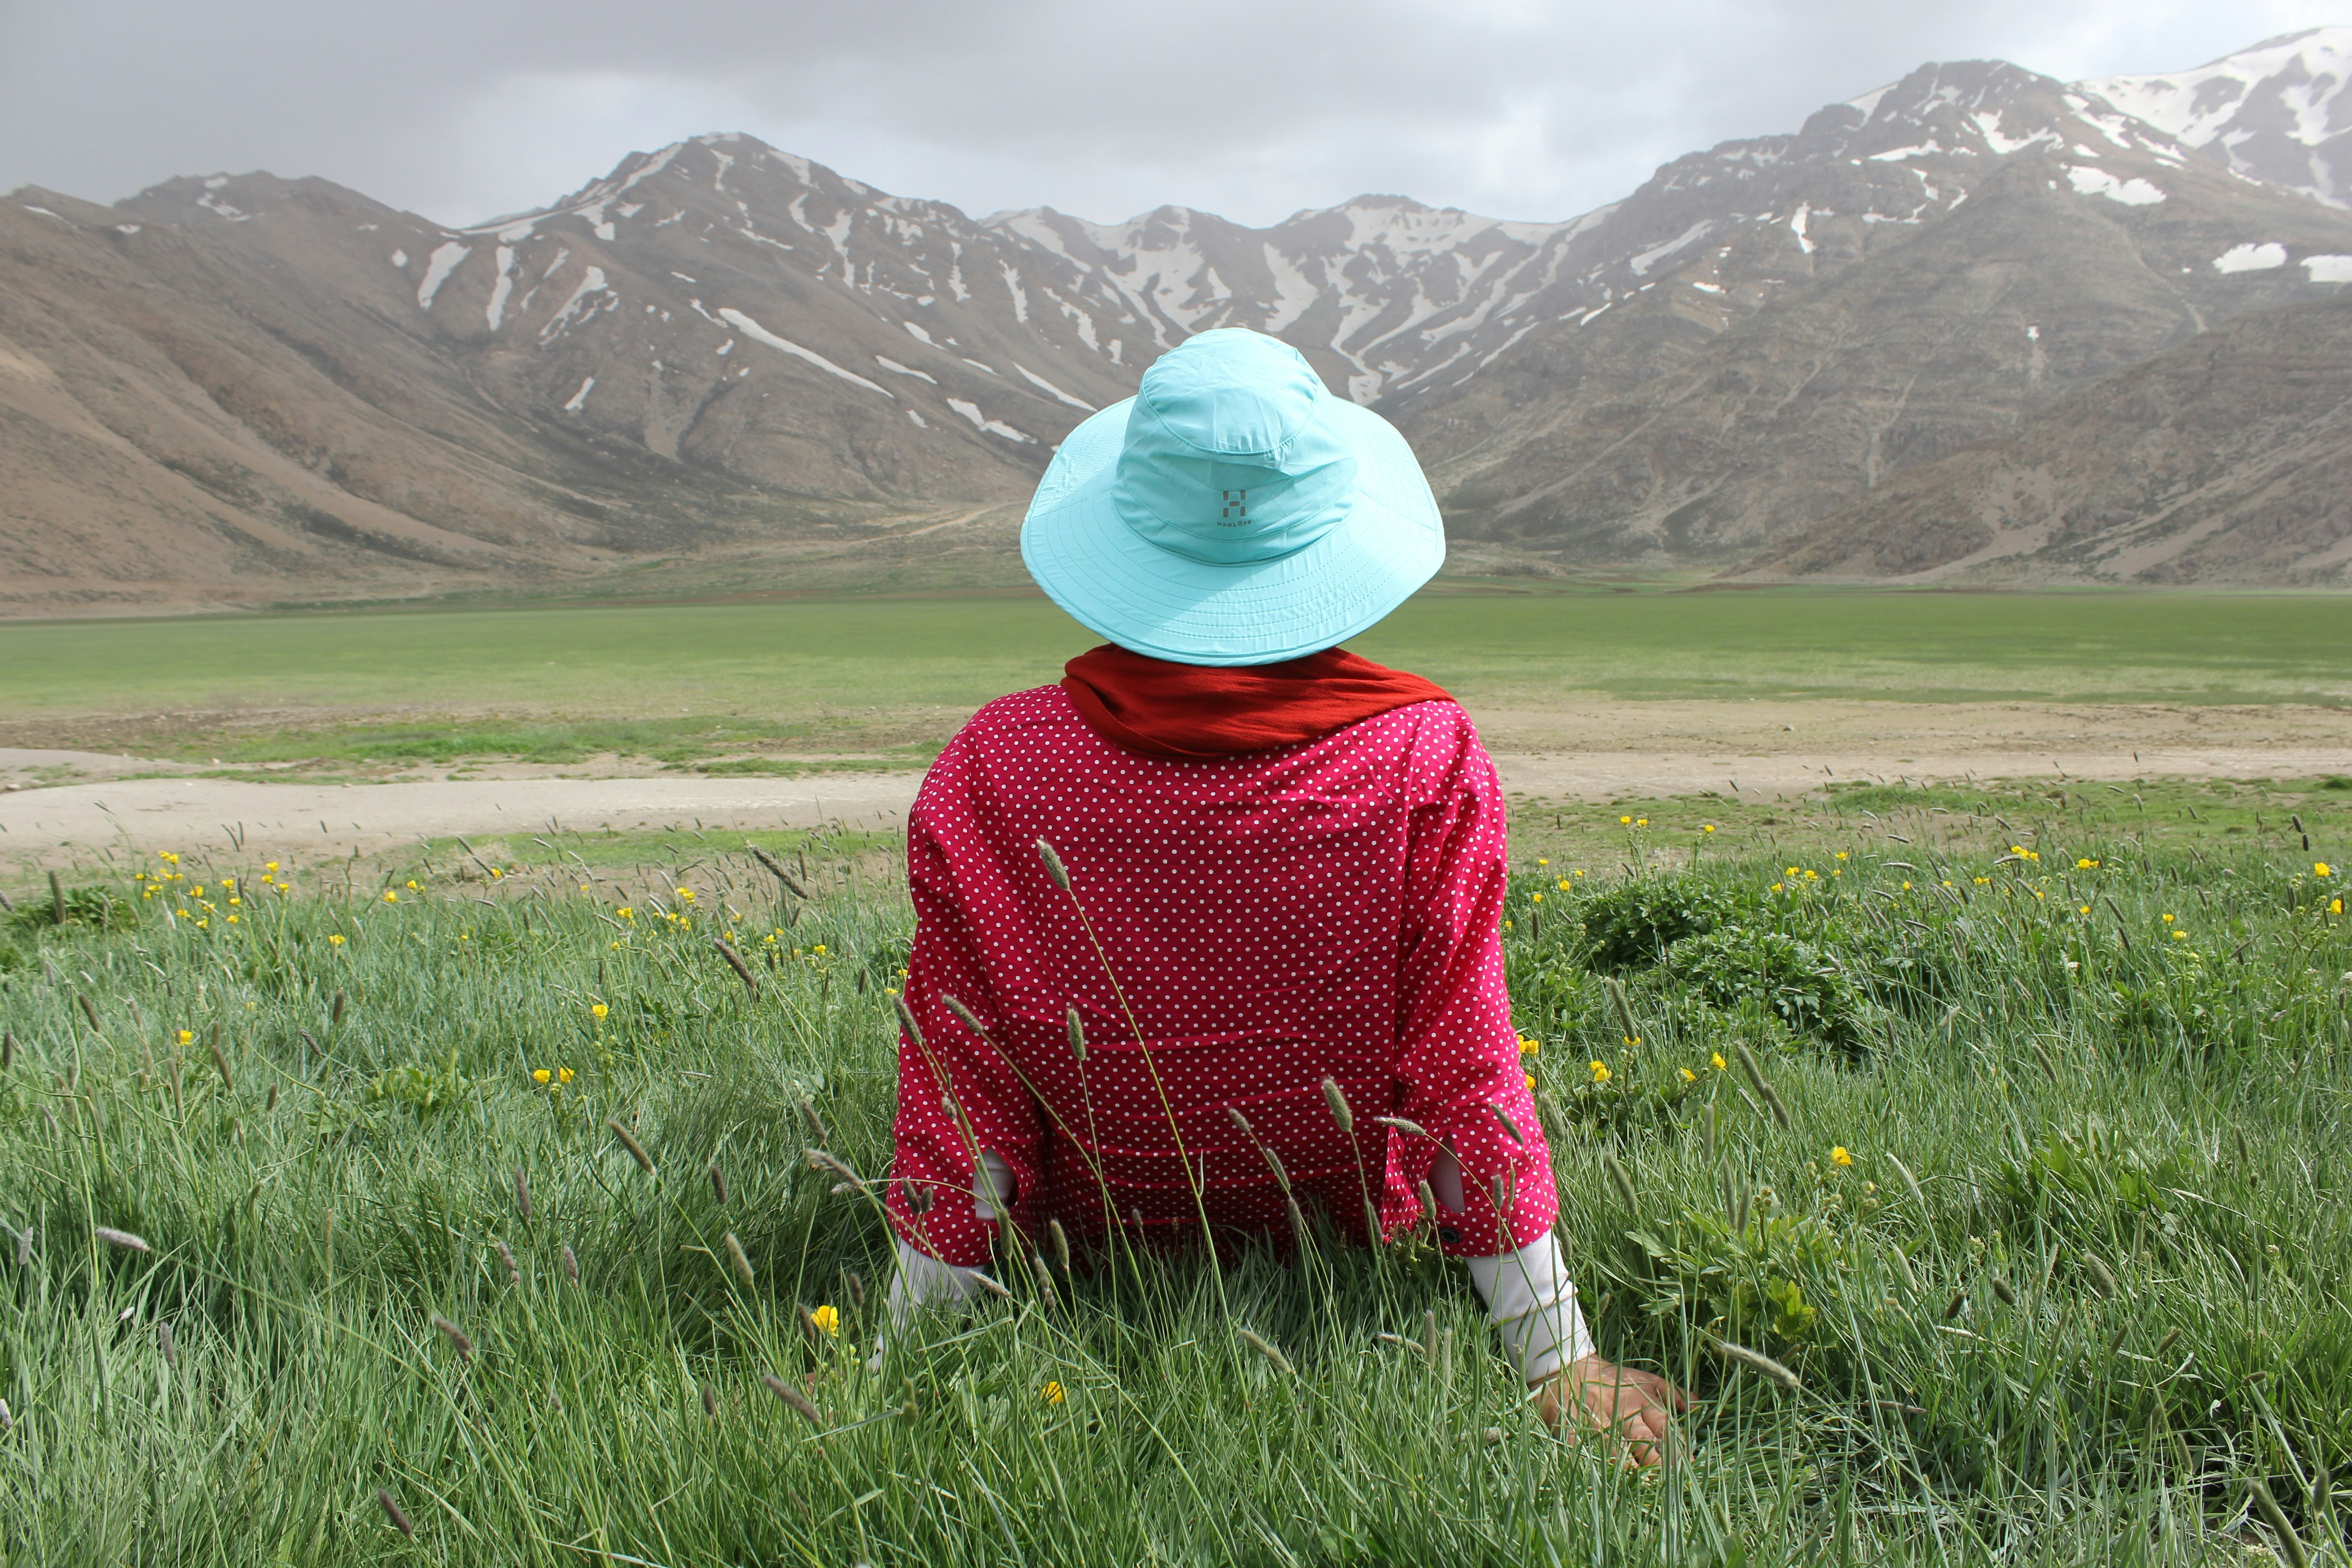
[1386,711,1558,1257]
[883,747,1045,1269]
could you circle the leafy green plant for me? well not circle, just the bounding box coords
[1666,923,1873,1054]
[1574,877,1731,971]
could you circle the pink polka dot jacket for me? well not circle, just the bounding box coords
[884,681,1557,1268]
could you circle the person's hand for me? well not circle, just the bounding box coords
[1532,1354,1690,1467]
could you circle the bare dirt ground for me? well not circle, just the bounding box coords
[4,697,2343,878]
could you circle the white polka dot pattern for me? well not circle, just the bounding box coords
[884,682,1556,1267]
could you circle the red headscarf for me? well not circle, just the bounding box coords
[1062,644,1452,760]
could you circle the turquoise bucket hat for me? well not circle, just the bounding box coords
[1020,328,1444,666]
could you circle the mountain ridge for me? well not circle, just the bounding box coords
[5,31,2352,612]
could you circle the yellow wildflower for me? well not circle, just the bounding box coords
[810,1304,840,1337]
[1680,1067,1696,1083]
[407,880,419,891]
[1635,818,1648,827]
[1588,1060,1611,1084]
[1040,1380,1066,1405]
[2173,930,2189,941]
[1518,1036,1539,1055]
[558,1067,574,1084]
[382,890,398,903]
[591,1003,609,1020]
[1619,815,1632,825]
[1703,824,1715,833]
[176,1029,194,1046]
[1712,1052,1727,1071]
[676,887,696,902]
[2161,913,2174,923]
[2317,862,2333,878]
[1831,1146,1853,1167]
[2076,858,2097,870]
[534,1069,551,1085]
[2332,899,2343,915]
[618,906,635,920]
[265,862,279,873]
[1531,892,1543,903]
[1834,852,1848,861]
[328,934,345,946]
[1537,858,1549,867]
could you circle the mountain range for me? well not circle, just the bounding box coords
[4,29,2350,611]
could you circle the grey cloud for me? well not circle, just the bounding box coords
[2,0,2337,228]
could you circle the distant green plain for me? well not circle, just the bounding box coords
[1,588,2346,763]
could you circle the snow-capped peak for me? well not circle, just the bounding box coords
[2081,28,2352,207]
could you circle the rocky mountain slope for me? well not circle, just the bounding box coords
[1394,57,2352,569]
[5,32,2352,611]
[1744,291,2352,584]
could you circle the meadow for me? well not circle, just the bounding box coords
[1,785,2346,1564]
[3,588,2348,766]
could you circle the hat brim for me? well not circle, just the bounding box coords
[1020,397,1445,666]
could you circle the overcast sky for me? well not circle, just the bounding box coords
[2,1,2341,229]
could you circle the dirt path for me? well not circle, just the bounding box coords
[7,730,2347,874]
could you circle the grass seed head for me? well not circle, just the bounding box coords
[2248,1477,2310,1568]
[1049,1219,1071,1275]
[1225,1104,1254,1136]
[1,1030,12,1071]
[966,1269,1014,1300]
[941,994,986,1039]
[1036,839,1071,892]
[561,1245,580,1284]
[701,1382,717,1419]
[892,996,925,1051]
[93,1226,150,1253]
[1285,1195,1309,1241]
[1944,1289,1967,1321]
[2082,1252,2118,1297]
[1364,1198,1385,1242]
[1601,1150,1638,1215]
[798,1098,830,1146]
[805,1147,862,1185]
[15,1227,29,1266]
[1888,1245,1919,1293]
[1713,1338,1801,1392]
[1064,1007,1087,1061]
[494,1237,519,1286]
[1260,1144,1292,1191]
[1320,1077,1353,1133]
[1485,1102,1524,1146]
[331,990,346,1026]
[1236,1328,1296,1377]
[1886,1152,1924,1206]
[708,1162,729,1207]
[1418,1181,1441,1225]
[2156,1326,2181,1357]
[723,1231,755,1289]
[1375,1114,1430,1138]
[157,1319,176,1367]
[431,1313,475,1364]
[376,1488,414,1538]
[513,1167,532,1220]
[208,1024,233,1093]
[760,1373,823,1426]
[604,1118,655,1174]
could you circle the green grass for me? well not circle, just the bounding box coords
[2,796,2347,1562]
[3,589,2347,765]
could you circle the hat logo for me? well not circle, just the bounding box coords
[1219,488,1250,525]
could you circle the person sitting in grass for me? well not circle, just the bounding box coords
[881,328,1685,1462]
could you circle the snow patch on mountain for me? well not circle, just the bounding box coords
[717,307,895,398]
[2083,29,2352,207]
